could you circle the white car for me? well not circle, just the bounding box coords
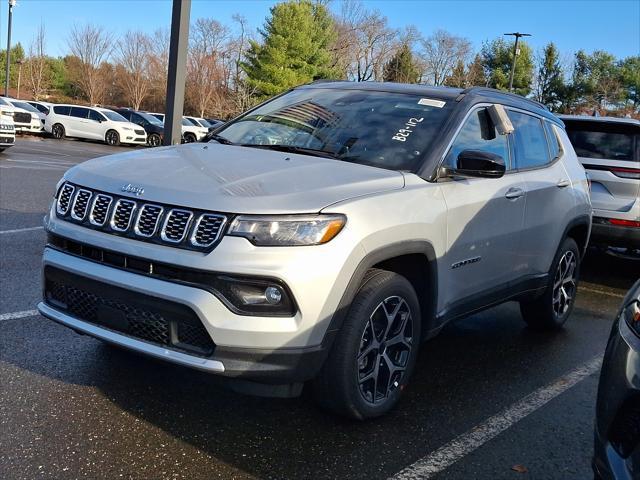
[151,113,208,142]
[0,97,41,133]
[45,105,147,146]
[0,114,15,152]
[6,99,46,131]
[26,100,54,116]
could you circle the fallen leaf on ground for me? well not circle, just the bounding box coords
[511,464,528,473]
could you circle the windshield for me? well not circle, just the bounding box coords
[215,87,453,171]
[10,101,40,114]
[137,111,163,126]
[0,98,10,106]
[102,110,128,122]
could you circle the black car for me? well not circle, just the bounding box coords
[205,118,224,129]
[112,108,165,147]
[594,278,640,479]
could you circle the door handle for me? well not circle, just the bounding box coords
[505,187,524,200]
[557,179,571,188]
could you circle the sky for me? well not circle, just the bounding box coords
[0,0,639,60]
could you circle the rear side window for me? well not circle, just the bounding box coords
[70,107,89,119]
[88,110,104,122]
[564,121,637,161]
[544,122,562,160]
[444,108,509,168]
[509,111,550,169]
[53,105,70,116]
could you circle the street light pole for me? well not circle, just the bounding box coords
[504,32,531,92]
[16,58,23,98]
[5,0,17,97]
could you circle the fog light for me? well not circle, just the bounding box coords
[265,286,282,305]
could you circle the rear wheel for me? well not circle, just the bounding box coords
[147,133,161,147]
[52,123,65,139]
[312,269,421,419]
[183,132,196,143]
[105,130,120,146]
[520,237,580,330]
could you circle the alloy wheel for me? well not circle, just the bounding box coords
[552,250,577,317]
[357,296,413,405]
[148,134,161,147]
[106,131,118,145]
[53,125,63,139]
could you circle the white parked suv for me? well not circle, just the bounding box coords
[0,114,15,151]
[39,83,591,418]
[151,113,209,142]
[6,98,46,132]
[45,105,147,146]
[0,96,41,132]
[561,115,639,250]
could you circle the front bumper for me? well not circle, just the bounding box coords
[38,242,339,386]
[591,218,640,249]
[593,313,640,479]
[120,135,147,145]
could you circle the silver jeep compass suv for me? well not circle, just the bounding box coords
[39,83,591,419]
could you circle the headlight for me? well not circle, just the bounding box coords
[228,214,346,246]
[624,300,640,337]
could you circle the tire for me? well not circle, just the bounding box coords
[520,237,581,330]
[52,123,65,140]
[183,132,196,143]
[312,269,421,419]
[147,133,161,147]
[105,130,120,146]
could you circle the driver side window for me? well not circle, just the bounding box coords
[444,108,510,169]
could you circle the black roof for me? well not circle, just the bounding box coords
[300,81,559,125]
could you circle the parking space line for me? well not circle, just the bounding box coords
[0,309,39,321]
[0,226,44,234]
[579,286,625,299]
[389,355,603,480]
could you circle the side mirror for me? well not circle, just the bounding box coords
[447,149,506,179]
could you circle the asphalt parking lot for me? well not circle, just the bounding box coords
[1,135,638,480]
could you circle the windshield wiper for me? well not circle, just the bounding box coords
[207,133,235,145]
[238,144,339,160]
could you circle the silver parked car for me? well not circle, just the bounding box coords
[38,83,591,419]
[561,116,640,250]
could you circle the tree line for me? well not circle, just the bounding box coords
[3,0,638,119]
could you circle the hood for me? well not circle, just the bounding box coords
[64,143,405,213]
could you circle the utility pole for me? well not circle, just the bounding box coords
[504,32,531,92]
[163,0,191,146]
[5,0,17,97]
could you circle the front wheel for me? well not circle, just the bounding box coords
[52,123,65,139]
[147,133,161,147]
[520,237,581,330]
[183,132,196,143]
[312,269,421,419]
[105,130,120,146]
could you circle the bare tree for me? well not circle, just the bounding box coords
[147,27,170,111]
[420,30,471,86]
[186,18,230,117]
[67,24,113,103]
[333,1,398,82]
[115,31,152,109]
[26,23,50,100]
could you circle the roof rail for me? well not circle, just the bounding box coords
[460,87,549,111]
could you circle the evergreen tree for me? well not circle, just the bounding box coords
[443,59,465,87]
[535,42,565,110]
[481,37,533,96]
[466,54,487,87]
[383,44,420,84]
[619,56,640,111]
[242,0,341,98]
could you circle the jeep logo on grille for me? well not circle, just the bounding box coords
[121,184,145,196]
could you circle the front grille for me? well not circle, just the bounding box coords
[44,266,215,356]
[162,209,193,243]
[192,214,227,247]
[14,112,31,124]
[134,129,145,135]
[89,194,112,226]
[71,189,92,220]
[55,182,228,251]
[110,199,137,232]
[134,204,163,237]
[56,184,75,215]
